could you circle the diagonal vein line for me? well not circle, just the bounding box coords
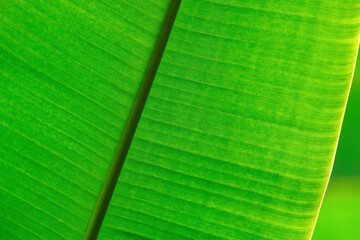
[83,1,182,239]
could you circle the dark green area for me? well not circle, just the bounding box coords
[332,53,360,177]
[84,1,180,239]
[0,0,174,239]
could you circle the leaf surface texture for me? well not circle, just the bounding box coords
[0,0,360,240]
[0,0,172,239]
[98,0,360,239]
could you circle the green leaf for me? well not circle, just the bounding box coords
[1,0,360,240]
[0,0,175,239]
[98,1,360,240]
[313,52,360,240]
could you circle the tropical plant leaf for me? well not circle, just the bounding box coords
[312,53,360,240]
[98,0,360,240]
[0,0,174,239]
[1,0,360,240]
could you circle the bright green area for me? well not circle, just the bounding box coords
[1,0,360,240]
[0,0,171,239]
[313,178,360,240]
[99,1,360,239]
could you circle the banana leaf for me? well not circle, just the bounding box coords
[1,0,360,239]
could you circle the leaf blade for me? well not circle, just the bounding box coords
[98,0,360,239]
[0,0,174,238]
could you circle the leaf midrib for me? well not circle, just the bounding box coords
[82,1,182,239]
